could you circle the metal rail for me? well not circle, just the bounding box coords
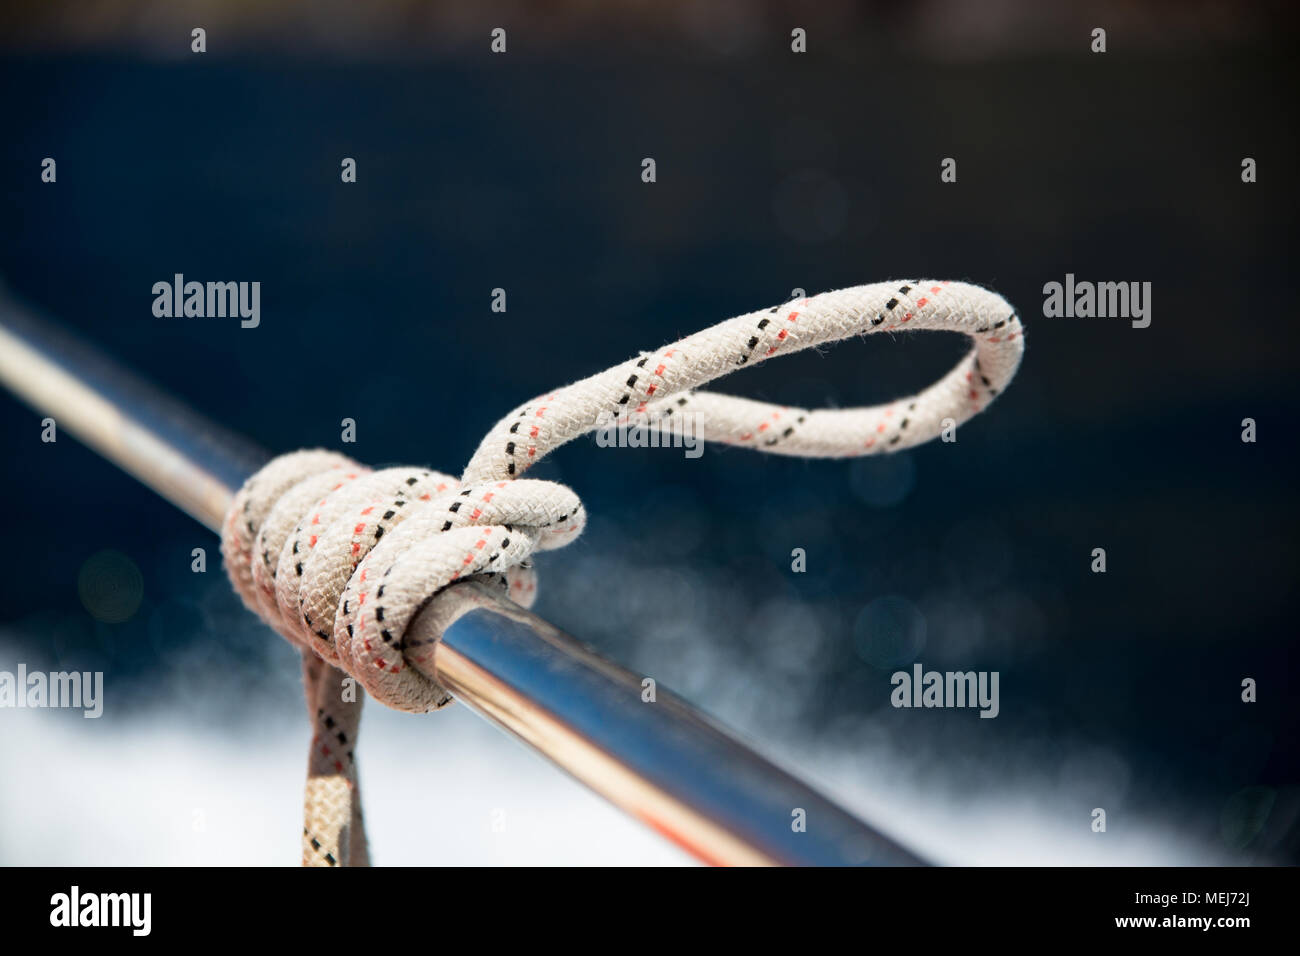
[0,289,924,866]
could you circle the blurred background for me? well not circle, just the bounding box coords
[0,1,1296,865]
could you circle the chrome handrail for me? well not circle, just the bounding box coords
[0,290,923,866]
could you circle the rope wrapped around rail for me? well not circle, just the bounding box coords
[220,279,1024,866]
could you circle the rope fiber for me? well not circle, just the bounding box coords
[220,279,1024,865]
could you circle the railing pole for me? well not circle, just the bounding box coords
[0,290,924,866]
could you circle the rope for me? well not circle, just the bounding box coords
[220,279,1024,865]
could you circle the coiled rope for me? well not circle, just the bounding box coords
[220,279,1024,865]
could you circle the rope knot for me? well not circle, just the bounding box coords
[221,450,584,713]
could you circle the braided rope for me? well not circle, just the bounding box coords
[220,279,1023,865]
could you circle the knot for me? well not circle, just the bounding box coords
[221,450,583,713]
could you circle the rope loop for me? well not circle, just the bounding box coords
[463,279,1022,482]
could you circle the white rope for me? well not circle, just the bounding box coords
[220,279,1024,865]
